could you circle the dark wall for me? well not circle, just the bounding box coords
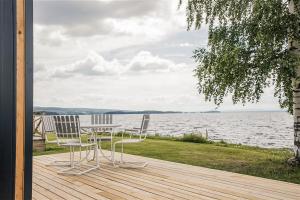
[0,0,17,199]
[0,0,33,199]
[25,0,33,199]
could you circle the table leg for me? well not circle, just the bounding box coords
[110,128,113,159]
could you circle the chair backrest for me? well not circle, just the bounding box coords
[52,115,81,144]
[42,115,55,132]
[140,114,150,139]
[91,114,113,124]
[41,115,56,142]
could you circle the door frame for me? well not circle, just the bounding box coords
[0,0,33,199]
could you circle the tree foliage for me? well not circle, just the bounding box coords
[180,0,300,113]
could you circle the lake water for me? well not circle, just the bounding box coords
[80,112,294,149]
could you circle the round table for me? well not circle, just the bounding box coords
[81,124,122,162]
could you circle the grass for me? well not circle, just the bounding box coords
[33,133,300,184]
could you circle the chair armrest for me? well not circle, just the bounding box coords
[80,128,92,134]
[124,128,139,132]
[147,129,156,132]
[123,128,138,139]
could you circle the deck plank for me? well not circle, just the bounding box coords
[33,151,300,200]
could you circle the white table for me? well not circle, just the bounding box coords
[81,124,122,162]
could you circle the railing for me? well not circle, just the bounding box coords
[33,115,44,139]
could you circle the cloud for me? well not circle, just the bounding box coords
[34,0,169,37]
[34,62,50,82]
[34,25,67,46]
[179,42,194,47]
[126,51,187,73]
[63,20,114,37]
[51,51,122,78]
[32,0,222,111]
[34,62,47,73]
[46,50,188,79]
[34,0,162,25]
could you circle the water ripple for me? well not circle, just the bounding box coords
[80,112,294,148]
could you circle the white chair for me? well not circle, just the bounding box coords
[88,114,114,159]
[52,115,99,175]
[41,115,57,144]
[91,113,113,136]
[112,114,150,168]
[91,113,113,125]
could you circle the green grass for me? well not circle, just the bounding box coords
[33,133,300,184]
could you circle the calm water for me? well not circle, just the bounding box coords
[80,112,294,149]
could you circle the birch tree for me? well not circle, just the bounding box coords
[180,0,300,163]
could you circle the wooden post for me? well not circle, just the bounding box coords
[15,0,26,198]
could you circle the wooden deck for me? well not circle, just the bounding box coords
[33,151,300,200]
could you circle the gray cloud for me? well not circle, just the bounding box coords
[34,62,46,73]
[126,51,187,73]
[49,51,188,78]
[34,0,167,37]
[51,51,122,78]
[34,25,66,46]
[100,29,208,64]
[34,1,162,25]
[63,20,114,37]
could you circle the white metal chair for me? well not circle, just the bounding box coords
[91,113,113,125]
[112,114,150,168]
[91,113,113,135]
[88,114,114,159]
[41,115,57,144]
[52,115,99,175]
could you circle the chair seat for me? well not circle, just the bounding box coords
[125,128,140,132]
[88,137,112,142]
[115,139,144,144]
[58,139,80,144]
[61,142,96,147]
[46,140,58,144]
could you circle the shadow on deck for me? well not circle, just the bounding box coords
[33,151,300,200]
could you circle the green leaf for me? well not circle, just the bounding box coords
[180,0,300,113]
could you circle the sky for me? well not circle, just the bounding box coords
[33,0,282,112]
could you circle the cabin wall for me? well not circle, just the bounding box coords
[0,0,33,199]
[0,0,17,199]
[24,0,33,199]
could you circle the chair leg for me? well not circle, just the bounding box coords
[46,160,71,167]
[58,144,100,175]
[86,147,89,161]
[71,146,75,168]
[46,146,72,167]
[95,144,99,167]
[79,146,82,161]
[69,147,72,167]
[112,142,117,167]
[121,142,124,163]
[113,142,148,169]
[92,142,96,160]
[110,131,113,158]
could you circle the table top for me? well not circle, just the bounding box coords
[81,124,122,129]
